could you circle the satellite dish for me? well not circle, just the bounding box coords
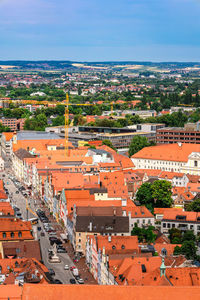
[161,248,167,257]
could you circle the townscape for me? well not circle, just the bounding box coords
[0,61,199,299]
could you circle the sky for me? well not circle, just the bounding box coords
[0,0,200,61]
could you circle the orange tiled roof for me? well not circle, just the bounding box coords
[136,267,200,286]
[2,132,14,141]
[124,201,152,218]
[154,207,183,215]
[159,171,185,179]
[95,236,139,254]
[163,210,200,222]
[154,243,181,256]
[20,284,200,300]
[132,143,200,162]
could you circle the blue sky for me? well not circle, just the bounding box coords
[0,0,200,61]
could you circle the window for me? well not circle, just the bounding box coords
[2,232,6,238]
[163,223,166,228]
[10,232,14,238]
[78,239,81,242]
[194,161,198,167]
[167,223,171,228]
[18,231,22,238]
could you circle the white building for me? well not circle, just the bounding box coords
[132,143,200,175]
[0,157,4,171]
[161,210,200,236]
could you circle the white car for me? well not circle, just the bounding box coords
[78,278,84,284]
[64,265,69,270]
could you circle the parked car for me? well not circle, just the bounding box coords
[15,191,19,194]
[78,278,84,284]
[48,268,55,276]
[64,265,69,270]
[41,232,45,237]
[69,278,76,284]
[49,232,57,237]
[57,248,67,253]
[70,266,76,271]
[13,206,20,211]
[54,239,62,245]
[54,279,63,284]
[37,226,42,231]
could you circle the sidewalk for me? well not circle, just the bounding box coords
[64,242,97,285]
[42,205,97,284]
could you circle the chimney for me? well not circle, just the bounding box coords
[108,236,112,242]
[13,132,17,144]
[121,199,127,207]
[89,221,92,231]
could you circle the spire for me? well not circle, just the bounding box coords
[160,256,166,277]
[160,248,167,277]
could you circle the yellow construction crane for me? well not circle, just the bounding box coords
[64,94,114,156]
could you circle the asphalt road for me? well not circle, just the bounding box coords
[39,226,76,284]
[2,165,77,285]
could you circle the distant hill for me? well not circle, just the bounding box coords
[0,60,200,71]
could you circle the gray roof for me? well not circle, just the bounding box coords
[75,216,129,233]
[90,148,110,155]
[76,206,123,217]
[14,148,35,160]
[17,131,61,140]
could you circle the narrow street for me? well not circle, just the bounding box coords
[2,163,96,285]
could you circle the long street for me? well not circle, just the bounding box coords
[2,164,77,284]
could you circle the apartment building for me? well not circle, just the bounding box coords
[156,122,200,144]
[86,235,139,284]
[72,206,129,255]
[1,132,14,157]
[0,118,25,131]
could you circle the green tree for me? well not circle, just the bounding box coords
[102,140,116,151]
[131,224,156,243]
[128,136,150,157]
[174,241,197,260]
[151,180,173,208]
[169,228,182,244]
[136,182,154,212]
[136,180,172,211]
[52,115,65,126]
[24,113,48,131]
[186,198,200,212]
[182,230,196,242]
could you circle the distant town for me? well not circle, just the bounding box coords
[0,61,200,299]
